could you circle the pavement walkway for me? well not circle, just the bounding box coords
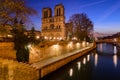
[31,45,93,69]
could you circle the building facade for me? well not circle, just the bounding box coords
[41,4,66,40]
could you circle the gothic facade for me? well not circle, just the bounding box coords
[41,4,66,40]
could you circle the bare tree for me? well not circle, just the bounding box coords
[69,13,94,41]
[0,0,37,29]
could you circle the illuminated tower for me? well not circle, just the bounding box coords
[41,4,66,40]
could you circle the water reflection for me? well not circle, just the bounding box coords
[69,68,73,77]
[77,62,81,70]
[113,54,118,68]
[94,53,98,67]
[87,54,90,62]
[42,43,120,80]
[114,46,117,54]
[83,57,86,64]
[100,43,103,52]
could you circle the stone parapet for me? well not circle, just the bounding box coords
[0,42,16,59]
[0,57,39,80]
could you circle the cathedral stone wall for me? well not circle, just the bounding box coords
[41,4,66,40]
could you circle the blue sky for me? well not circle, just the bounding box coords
[26,0,120,34]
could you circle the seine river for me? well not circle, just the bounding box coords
[41,43,120,80]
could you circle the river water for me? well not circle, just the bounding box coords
[41,43,120,80]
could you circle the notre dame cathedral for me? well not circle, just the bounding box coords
[41,4,68,40]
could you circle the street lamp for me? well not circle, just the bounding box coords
[36,35,40,39]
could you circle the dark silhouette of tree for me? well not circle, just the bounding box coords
[28,27,36,43]
[69,13,94,41]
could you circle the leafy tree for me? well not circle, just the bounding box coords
[69,13,94,41]
[0,0,37,62]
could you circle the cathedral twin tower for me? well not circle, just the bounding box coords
[41,4,66,40]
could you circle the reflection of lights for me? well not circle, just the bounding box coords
[113,54,117,68]
[83,58,86,64]
[87,54,90,62]
[77,62,81,70]
[94,54,98,67]
[69,68,73,77]
[114,46,117,54]
[100,43,103,52]
[36,35,40,39]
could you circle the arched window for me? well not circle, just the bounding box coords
[59,8,61,16]
[56,8,61,16]
[50,24,54,29]
[44,11,48,18]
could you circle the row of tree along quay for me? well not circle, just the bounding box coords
[0,0,94,63]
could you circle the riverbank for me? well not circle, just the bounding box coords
[31,43,96,79]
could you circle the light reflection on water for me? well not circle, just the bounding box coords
[77,62,81,70]
[114,46,117,54]
[113,54,118,67]
[69,68,73,77]
[94,53,98,67]
[41,43,120,80]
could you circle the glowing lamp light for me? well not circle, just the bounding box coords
[49,37,52,40]
[44,36,48,39]
[36,35,40,39]
[57,37,59,40]
[72,37,77,40]
[54,37,56,40]
[82,41,86,47]
[114,38,117,42]
[7,34,13,38]
[28,44,31,48]
[59,37,62,40]
[76,42,80,49]
[53,44,58,49]
[87,42,89,46]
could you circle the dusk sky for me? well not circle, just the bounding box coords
[26,0,120,34]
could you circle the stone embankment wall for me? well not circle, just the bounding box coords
[0,57,39,80]
[0,42,16,59]
[35,43,96,79]
[29,41,89,63]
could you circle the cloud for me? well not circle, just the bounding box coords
[99,0,120,22]
[80,0,107,8]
